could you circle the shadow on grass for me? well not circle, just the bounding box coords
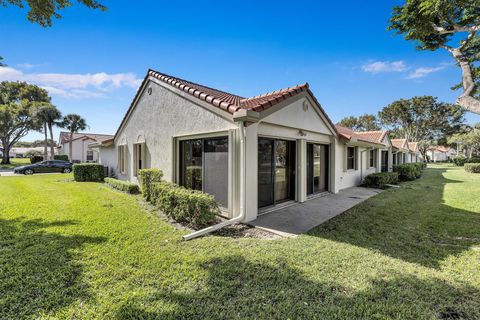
[308,167,480,269]
[114,255,480,319]
[0,217,106,318]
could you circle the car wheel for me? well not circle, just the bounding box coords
[63,168,71,173]
[24,169,34,175]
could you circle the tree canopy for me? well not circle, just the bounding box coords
[379,96,465,154]
[388,0,480,114]
[337,114,381,131]
[0,0,106,27]
[0,81,50,164]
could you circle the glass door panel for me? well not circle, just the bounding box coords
[204,137,229,207]
[258,138,274,208]
[307,143,328,195]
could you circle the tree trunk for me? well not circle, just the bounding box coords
[1,141,10,164]
[69,131,73,161]
[43,122,48,161]
[48,122,55,161]
[449,47,480,114]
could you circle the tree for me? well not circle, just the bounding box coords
[0,0,107,27]
[0,81,49,164]
[0,56,5,67]
[379,96,466,158]
[60,114,87,161]
[388,0,480,114]
[448,124,480,157]
[337,114,382,131]
[33,104,62,160]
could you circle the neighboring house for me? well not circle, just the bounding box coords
[95,69,397,222]
[335,126,393,189]
[391,139,410,165]
[58,132,114,162]
[8,147,55,158]
[426,146,456,162]
[407,142,421,163]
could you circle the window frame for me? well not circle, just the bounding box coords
[369,149,376,168]
[118,145,127,175]
[346,146,356,171]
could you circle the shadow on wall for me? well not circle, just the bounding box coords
[114,255,480,319]
[308,167,480,269]
[0,218,106,318]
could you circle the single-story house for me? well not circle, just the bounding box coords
[96,69,405,223]
[407,142,421,163]
[58,132,114,162]
[426,146,456,162]
[5,147,55,158]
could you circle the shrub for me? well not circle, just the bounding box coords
[105,177,140,194]
[54,155,70,161]
[30,155,44,164]
[452,156,480,166]
[138,168,164,202]
[150,182,219,227]
[465,163,480,173]
[73,163,105,182]
[185,166,202,190]
[393,163,423,181]
[363,172,399,189]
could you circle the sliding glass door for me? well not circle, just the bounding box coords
[307,143,329,195]
[180,137,229,208]
[258,138,296,208]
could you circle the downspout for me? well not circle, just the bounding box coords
[183,121,246,240]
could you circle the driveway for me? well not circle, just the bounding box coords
[249,187,383,237]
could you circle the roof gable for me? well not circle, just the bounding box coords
[115,69,338,139]
[336,126,390,146]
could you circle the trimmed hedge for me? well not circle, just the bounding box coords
[105,177,140,194]
[30,155,44,164]
[138,168,164,202]
[54,155,70,161]
[453,156,480,166]
[73,163,105,182]
[393,163,425,181]
[150,182,219,227]
[465,163,480,173]
[363,172,399,189]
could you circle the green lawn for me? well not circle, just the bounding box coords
[0,157,30,170]
[0,164,479,319]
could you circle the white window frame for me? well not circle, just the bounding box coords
[133,143,146,177]
[346,146,357,171]
[369,149,376,168]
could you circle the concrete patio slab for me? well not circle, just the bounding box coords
[249,187,383,237]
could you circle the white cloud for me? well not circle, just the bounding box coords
[405,66,444,79]
[0,66,142,99]
[361,60,408,73]
[17,63,36,69]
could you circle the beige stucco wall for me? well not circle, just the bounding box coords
[60,139,98,162]
[114,78,238,184]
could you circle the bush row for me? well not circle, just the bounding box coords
[363,172,399,189]
[138,168,219,227]
[393,163,425,181]
[30,154,70,164]
[73,163,105,182]
[105,177,140,194]
[465,163,480,174]
[452,156,480,166]
[150,181,219,227]
[138,168,164,202]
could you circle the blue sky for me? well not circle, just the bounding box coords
[1,0,479,141]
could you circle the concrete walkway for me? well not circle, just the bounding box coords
[249,187,382,237]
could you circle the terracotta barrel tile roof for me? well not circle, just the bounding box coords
[335,125,389,145]
[148,70,309,115]
[59,132,114,144]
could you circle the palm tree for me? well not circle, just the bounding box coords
[32,104,62,160]
[60,114,88,161]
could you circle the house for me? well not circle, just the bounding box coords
[58,132,114,162]
[391,139,410,165]
[96,69,395,222]
[335,126,393,189]
[7,147,55,158]
[426,146,456,162]
[407,142,421,163]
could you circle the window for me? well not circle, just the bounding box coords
[369,149,376,168]
[133,143,146,177]
[180,137,229,207]
[347,147,356,170]
[86,150,94,161]
[118,145,126,174]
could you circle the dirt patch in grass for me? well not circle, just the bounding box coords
[212,223,282,240]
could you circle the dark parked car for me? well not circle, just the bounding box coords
[14,160,73,175]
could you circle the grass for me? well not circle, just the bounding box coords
[0,164,479,319]
[0,157,30,170]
